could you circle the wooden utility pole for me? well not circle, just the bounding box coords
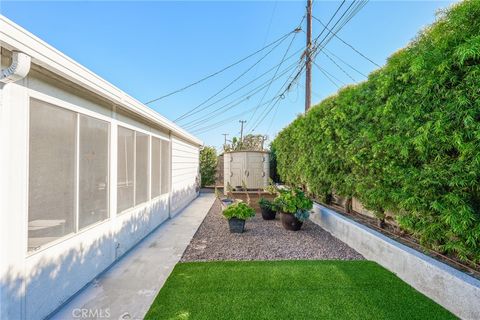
[239,120,246,142]
[222,133,229,150]
[305,0,312,112]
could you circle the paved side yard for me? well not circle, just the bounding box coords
[182,199,364,262]
[50,194,215,320]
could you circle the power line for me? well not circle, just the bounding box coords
[178,49,304,128]
[254,1,368,135]
[324,47,368,78]
[144,29,295,105]
[247,18,304,126]
[321,50,357,82]
[249,64,305,133]
[312,14,380,68]
[311,0,347,50]
[174,31,292,123]
[184,61,300,130]
[191,96,280,134]
[247,63,303,133]
[312,0,367,59]
[314,61,342,88]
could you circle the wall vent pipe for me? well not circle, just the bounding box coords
[1,51,31,83]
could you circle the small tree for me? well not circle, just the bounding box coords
[224,134,266,151]
[199,146,217,187]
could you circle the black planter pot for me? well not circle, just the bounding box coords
[228,217,246,233]
[280,212,303,231]
[260,207,276,220]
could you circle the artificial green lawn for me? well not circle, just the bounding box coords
[145,260,455,320]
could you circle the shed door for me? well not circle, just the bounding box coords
[246,153,265,189]
[230,153,245,189]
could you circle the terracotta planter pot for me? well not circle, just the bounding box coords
[228,217,245,233]
[260,207,276,220]
[280,212,303,231]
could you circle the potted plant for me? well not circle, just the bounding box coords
[222,201,255,233]
[273,188,313,231]
[258,197,276,220]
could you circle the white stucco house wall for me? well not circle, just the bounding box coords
[0,15,202,320]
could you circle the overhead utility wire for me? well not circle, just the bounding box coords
[192,60,304,134]
[184,61,300,130]
[311,0,365,59]
[312,14,380,67]
[247,0,350,134]
[322,0,369,48]
[321,50,357,82]
[247,20,304,126]
[249,63,305,133]
[191,96,280,134]
[144,30,294,105]
[253,0,350,133]
[248,63,304,132]
[256,1,366,134]
[313,61,346,86]
[183,50,301,127]
[323,47,368,78]
[313,61,342,88]
[182,59,300,129]
[174,32,292,123]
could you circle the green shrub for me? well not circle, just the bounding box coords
[273,188,313,214]
[258,197,273,210]
[222,202,256,220]
[272,0,480,264]
[200,146,217,187]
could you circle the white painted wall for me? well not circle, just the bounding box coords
[170,136,200,215]
[0,53,200,320]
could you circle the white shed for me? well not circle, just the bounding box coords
[0,15,201,320]
[224,151,270,191]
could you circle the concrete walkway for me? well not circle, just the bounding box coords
[49,193,215,320]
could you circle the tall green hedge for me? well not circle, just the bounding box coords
[273,0,480,264]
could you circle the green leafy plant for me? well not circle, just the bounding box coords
[199,146,217,187]
[273,188,313,214]
[294,209,310,222]
[258,197,273,210]
[222,202,256,220]
[272,0,480,264]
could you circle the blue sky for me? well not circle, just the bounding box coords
[1,0,455,150]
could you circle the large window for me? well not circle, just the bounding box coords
[28,99,110,251]
[28,98,172,250]
[151,138,170,198]
[29,100,76,251]
[161,140,170,194]
[79,115,109,229]
[151,137,161,198]
[135,132,149,205]
[117,126,134,213]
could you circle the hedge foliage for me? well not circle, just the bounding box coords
[272,0,480,264]
[200,146,217,187]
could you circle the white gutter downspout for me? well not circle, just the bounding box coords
[0,51,31,83]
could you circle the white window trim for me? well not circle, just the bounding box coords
[25,90,173,255]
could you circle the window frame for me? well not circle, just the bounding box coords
[26,90,172,255]
[27,91,114,254]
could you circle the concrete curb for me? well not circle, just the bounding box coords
[310,203,480,320]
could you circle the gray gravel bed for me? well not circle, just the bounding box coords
[181,199,364,262]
